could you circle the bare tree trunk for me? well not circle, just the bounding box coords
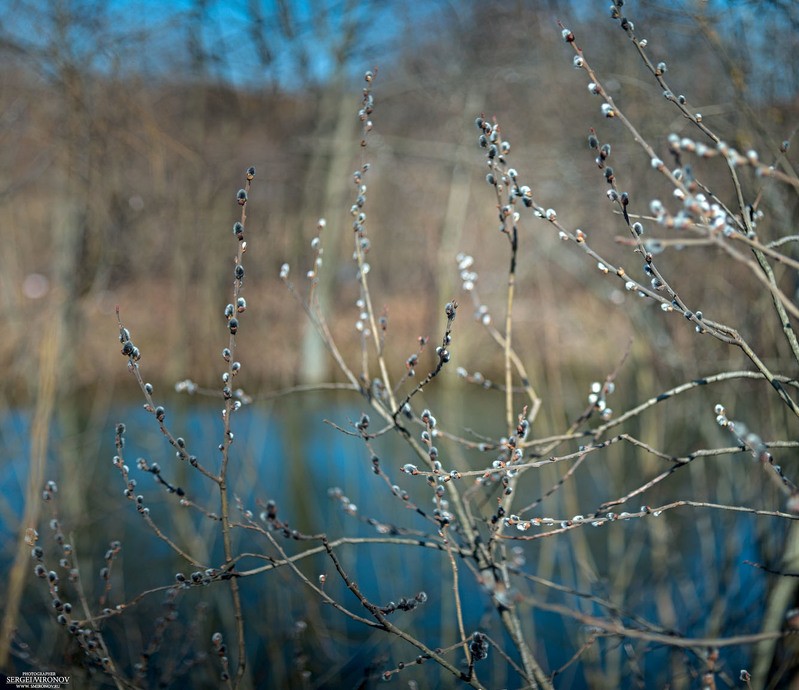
[299,89,355,384]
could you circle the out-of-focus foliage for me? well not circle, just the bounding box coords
[0,0,796,400]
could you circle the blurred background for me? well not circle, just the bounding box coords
[0,0,796,397]
[1,0,798,687]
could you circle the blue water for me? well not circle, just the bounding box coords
[0,393,780,688]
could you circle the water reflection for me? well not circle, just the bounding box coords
[1,389,785,688]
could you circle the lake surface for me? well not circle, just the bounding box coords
[1,387,789,688]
